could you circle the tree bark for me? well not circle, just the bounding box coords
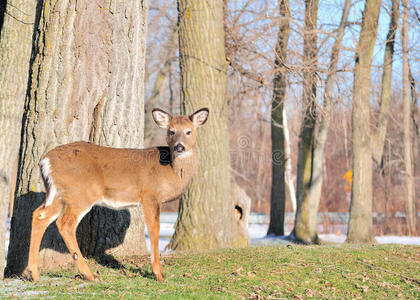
[144,26,178,142]
[6,0,148,277]
[283,109,297,213]
[409,66,419,195]
[293,0,319,243]
[371,0,399,163]
[168,0,249,251]
[401,0,416,236]
[0,0,38,279]
[347,0,381,243]
[303,0,350,243]
[267,0,290,236]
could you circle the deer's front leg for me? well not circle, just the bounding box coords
[143,199,164,281]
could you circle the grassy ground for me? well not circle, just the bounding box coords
[1,244,419,299]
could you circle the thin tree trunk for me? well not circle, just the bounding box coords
[283,109,296,212]
[401,0,416,236]
[168,0,248,251]
[268,0,290,236]
[409,66,419,200]
[371,0,400,163]
[6,0,149,276]
[293,0,319,243]
[304,0,351,242]
[347,0,381,243]
[384,140,392,233]
[0,0,38,279]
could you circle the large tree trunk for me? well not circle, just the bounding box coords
[0,0,38,279]
[347,0,381,243]
[304,0,350,242]
[293,0,319,244]
[168,0,248,251]
[144,26,178,143]
[401,0,416,236]
[267,0,290,236]
[6,0,149,277]
[371,0,399,163]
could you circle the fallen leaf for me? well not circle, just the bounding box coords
[247,271,256,277]
[232,266,244,275]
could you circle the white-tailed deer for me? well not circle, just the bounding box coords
[26,108,209,282]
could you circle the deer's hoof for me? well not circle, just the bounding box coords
[155,272,165,282]
[26,269,39,282]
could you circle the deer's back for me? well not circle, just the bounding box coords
[42,141,175,204]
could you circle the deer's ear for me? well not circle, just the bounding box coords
[189,108,209,128]
[152,109,172,128]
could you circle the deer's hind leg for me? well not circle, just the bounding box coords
[55,204,95,281]
[27,195,63,282]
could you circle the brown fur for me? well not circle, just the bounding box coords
[26,108,208,282]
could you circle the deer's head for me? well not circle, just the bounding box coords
[152,108,209,158]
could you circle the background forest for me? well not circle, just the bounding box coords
[146,0,419,237]
[0,0,419,282]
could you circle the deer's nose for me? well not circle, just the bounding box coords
[174,143,185,153]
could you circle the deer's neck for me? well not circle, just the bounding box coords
[171,149,197,185]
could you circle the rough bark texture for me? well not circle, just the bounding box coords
[293,0,319,243]
[232,182,251,242]
[347,0,381,243]
[401,0,416,236]
[0,0,38,279]
[6,0,149,277]
[302,0,350,242]
[371,0,399,163]
[144,27,178,142]
[168,0,249,251]
[267,0,290,236]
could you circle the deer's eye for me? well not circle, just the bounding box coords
[186,130,192,136]
[169,130,175,136]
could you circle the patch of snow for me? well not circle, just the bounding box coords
[258,233,420,245]
[248,224,271,239]
[318,234,347,243]
[375,235,420,245]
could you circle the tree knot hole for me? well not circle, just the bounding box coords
[234,205,243,221]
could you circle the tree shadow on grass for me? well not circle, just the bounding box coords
[126,267,155,280]
[94,254,124,270]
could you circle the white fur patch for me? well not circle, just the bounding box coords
[95,197,139,210]
[40,158,57,207]
[38,211,46,220]
[49,212,60,225]
[174,150,192,159]
[77,206,93,226]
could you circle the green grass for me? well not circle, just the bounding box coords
[2,245,419,299]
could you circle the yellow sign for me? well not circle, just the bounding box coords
[343,170,352,183]
[343,170,352,192]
